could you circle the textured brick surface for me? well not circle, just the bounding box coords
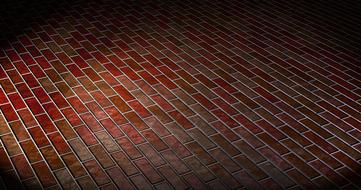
[0,0,361,189]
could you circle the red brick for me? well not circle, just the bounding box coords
[1,1,360,189]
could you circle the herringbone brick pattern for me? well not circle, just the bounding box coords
[0,0,361,189]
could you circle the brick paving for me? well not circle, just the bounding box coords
[0,0,361,189]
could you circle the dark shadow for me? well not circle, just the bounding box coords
[0,172,23,190]
[241,0,361,72]
[0,0,89,47]
[266,0,361,61]
[1,0,360,65]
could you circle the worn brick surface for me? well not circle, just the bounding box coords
[0,0,361,189]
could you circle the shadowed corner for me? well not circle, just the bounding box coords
[0,0,91,48]
[279,0,361,59]
[0,0,141,50]
[0,0,57,44]
[0,172,23,190]
[0,175,6,190]
[248,0,361,64]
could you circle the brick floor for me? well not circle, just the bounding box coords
[0,0,361,189]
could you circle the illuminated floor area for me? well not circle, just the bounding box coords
[0,0,361,189]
